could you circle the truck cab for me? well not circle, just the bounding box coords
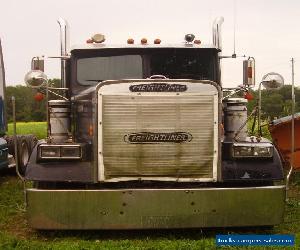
[24,19,285,230]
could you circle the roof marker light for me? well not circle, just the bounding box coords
[154,38,161,44]
[127,38,134,44]
[141,38,147,44]
[91,33,105,43]
[185,34,195,43]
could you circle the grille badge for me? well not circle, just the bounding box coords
[129,83,187,92]
[124,132,193,144]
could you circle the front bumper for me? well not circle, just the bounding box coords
[26,185,285,230]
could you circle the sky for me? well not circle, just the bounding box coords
[0,0,300,88]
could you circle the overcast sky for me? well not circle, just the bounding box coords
[0,0,300,87]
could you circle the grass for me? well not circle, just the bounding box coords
[7,122,46,140]
[247,118,272,140]
[0,170,299,249]
[0,122,299,249]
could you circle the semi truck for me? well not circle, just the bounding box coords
[24,18,286,229]
[0,39,36,174]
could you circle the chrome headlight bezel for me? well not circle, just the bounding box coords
[38,144,82,160]
[232,142,274,159]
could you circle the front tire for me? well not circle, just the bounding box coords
[17,136,30,175]
[5,135,33,175]
[24,134,38,155]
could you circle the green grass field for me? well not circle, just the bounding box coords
[7,122,47,140]
[0,122,299,249]
[0,172,299,249]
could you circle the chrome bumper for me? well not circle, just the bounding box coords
[26,185,285,229]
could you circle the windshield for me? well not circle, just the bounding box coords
[74,48,217,86]
[77,55,143,85]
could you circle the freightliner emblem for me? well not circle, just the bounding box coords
[124,132,193,144]
[129,83,187,92]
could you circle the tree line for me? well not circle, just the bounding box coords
[4,80,300,122]
[5,79,60,122]
[247,85,300,120]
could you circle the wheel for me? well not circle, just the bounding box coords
[24,134,38,154]
[17,136,30,175]
[4,135,37,175]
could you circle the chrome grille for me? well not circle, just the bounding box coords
[98,81,218,182]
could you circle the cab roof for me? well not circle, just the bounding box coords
[70,43,220,52]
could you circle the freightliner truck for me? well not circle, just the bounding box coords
[24,18,285,229]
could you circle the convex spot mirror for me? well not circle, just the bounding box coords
[24,70,48,88]
[261,72,284,90]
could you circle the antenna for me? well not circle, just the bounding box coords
[232,0,237,58]
[220,0,244,59]
[291,58,295,171]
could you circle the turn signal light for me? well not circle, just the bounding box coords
[194,39,201,45]
[88,125,93,136]
[244,91,254,101]
[34,92,44,102]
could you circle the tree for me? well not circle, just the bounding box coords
[247,85,300,120]
[5,78,61,122]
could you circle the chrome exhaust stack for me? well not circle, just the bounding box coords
[212,17,224,50]
[57,18,69,88]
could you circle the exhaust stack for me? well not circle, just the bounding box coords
[57,18,69,88]
[212,17,224,50]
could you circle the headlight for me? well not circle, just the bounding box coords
[39,144,82,160]
[40,146,60,158]
[232,144,273,158]
[60,146,81,158]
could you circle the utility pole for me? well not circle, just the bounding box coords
[291,58,295,170]
[287,58,295,196]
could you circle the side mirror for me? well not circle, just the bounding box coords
[24,70,48,88]
[31,57,44,72]
[243,57,255,86]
